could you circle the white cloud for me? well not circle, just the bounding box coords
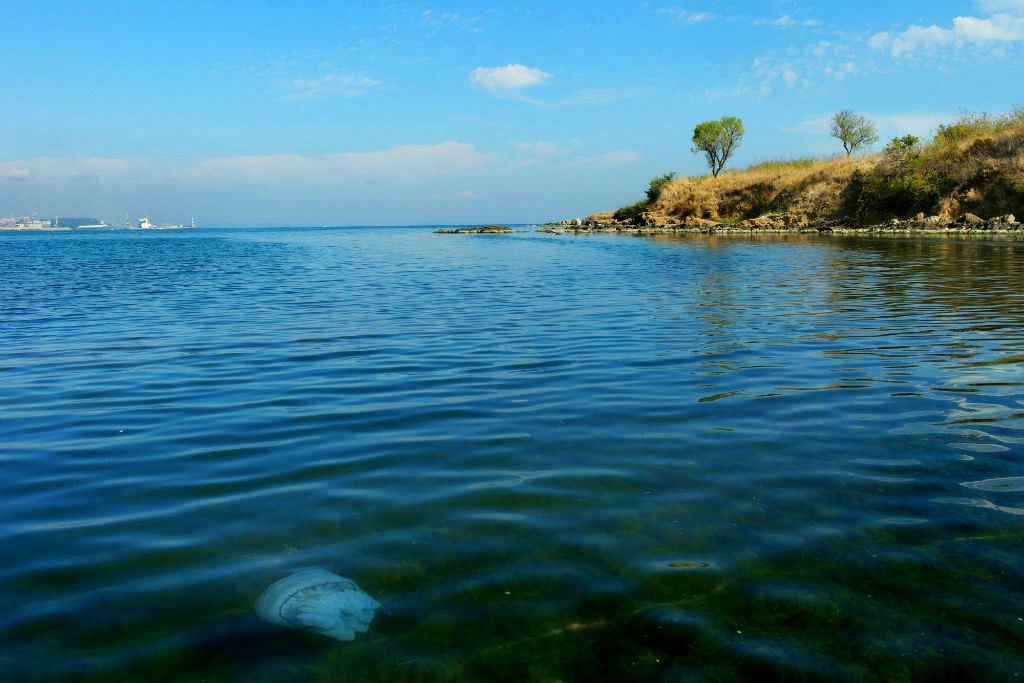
[870,9,1024,57]
[470,64,552,100]
[4,168,31,179]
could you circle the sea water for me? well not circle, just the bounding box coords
[1,226,1023,680]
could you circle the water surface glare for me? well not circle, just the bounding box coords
[2,227,1024,681]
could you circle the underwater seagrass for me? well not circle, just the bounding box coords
[255,568,381,641]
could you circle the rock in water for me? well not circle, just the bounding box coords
[255,568,381,641]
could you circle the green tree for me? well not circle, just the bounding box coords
[831,109,878,156]
[691,117,744,177]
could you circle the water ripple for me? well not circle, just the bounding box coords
[2,229,1024,680]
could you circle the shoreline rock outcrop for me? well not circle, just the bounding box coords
[540,212,1021,236]
[435,225,515,234]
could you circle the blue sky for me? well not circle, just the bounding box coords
[2,0,1022,226]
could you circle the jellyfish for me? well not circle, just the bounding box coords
[255,568,381,641]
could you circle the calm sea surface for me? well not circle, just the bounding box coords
[2,226,1023,681]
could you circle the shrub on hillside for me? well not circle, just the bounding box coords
[935,109,1024,144]
[646,173,677,202]
[613,200,649,224]
[859,110,1024,220]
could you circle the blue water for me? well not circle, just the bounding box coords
[2,227,1023,681]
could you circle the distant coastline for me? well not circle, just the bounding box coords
[0,216,196,231]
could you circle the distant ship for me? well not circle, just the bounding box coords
[134,217,196,229]
[77,221,112,229]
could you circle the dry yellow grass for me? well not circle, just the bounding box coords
[652,155,873,222]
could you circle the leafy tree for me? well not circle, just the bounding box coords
[691,117,744,177]
[831,109,878,156]
[645,172,677,202]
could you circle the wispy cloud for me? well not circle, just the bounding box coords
[0,157,139,179]
[758,14,820,29]
[561,86,654,106]
[497,141,641,174]
[870,4,1024,57]
[0,143,492,188]
[499,140,579,172]
[280,73,382,100]
[591,150,644,167]
[421,9,482,32]
[183,142,490,185]
[660,7,715,23]
[470,63,552,101]
[713,40,864,99]
[512,141,579,159]
[979,0,1024,10]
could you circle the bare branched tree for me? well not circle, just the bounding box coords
[831,109,878,156]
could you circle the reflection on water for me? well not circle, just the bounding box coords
[1,228,1023,681]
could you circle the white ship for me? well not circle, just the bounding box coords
[134,217,196,229]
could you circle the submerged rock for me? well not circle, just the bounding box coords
[434,225,514,234]
[255,568,381,641]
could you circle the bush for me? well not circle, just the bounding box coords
[645,173,676,202]
[935,108,1024,144]
[863,134,936,217]
[885,135,920,153]
[613,200,649,224]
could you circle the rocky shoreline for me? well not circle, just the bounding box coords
[539,212,1021,236]
[433,213,1022,237]
[434,225,515,234]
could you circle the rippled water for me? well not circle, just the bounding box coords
[2,227,1023,681]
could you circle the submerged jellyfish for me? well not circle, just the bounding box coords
[255,568,381,641]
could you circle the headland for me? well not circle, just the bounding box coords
[549,109,1024,237]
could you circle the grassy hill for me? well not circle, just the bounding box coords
[592,109,1024,231]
